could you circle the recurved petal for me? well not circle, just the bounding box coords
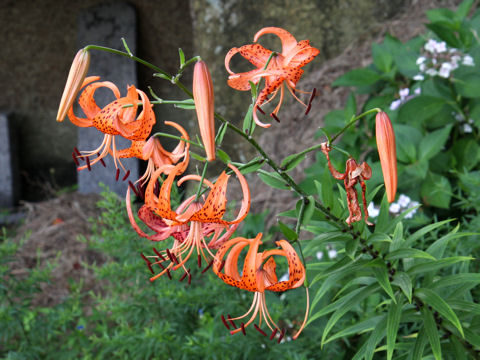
[237,44,274,69]
[146,164,183,221]
[190,171,229,223]
[78,78,121,120]
[265,240,305,292]
[253,27,298,56]
[213,236,251,289]
[375,111,397,203]
[284,40,320,68]
[240,233,263,292]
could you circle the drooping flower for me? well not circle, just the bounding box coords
[193,60,216,161]
[67,76,156,173]
[130,162,250,281]
[57,48,91,122]
[321,143,373,225]
[213,233,308,341]
[225,27,320,127]
[375,112,397,203]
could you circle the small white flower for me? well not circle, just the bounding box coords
[439,62,453,78]
[463,123,473,133]
[413,74,425,81]
[397,194,411,207]
[451,55,461,65]
[328,249,337,259]
[367,202,380,218]
[404,203,419,219]
[425,39,437,53]
[389,99,402,111]
[389,203,401,214]
[416,56,426,65]
[419,63,427,72]
[462,55,475,66]
[399,88,410,99]
[455,112,464,121]
[435,41,447,53]
[316,251,324,260]
[414,87,422,94]
[426,68,438,76]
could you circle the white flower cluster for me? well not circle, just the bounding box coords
[453,112,475,133]
[414,39,475,80]
[389,194,420,219]
[390,87,421,111]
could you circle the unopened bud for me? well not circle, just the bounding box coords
[375,111,397,202]
[193,60,215,161]
[57,48,90,122]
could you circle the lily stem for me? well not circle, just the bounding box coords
[329,108,382,145]
[195,161,209,201]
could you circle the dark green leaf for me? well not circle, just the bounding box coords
[372,267,396,303]
[257,170,288,190]
[333,68,382,87]
[216,149,230,164]
[387,298,403,360]
[280,153,306,172]
[407,256,473,276]
[372,43,393,73]
[397,96,446,124]
[385,248,436,261]
[277,221,298,241]
[422,307,442,360]
[420,172,452,209]
[215,122,228,146]
[418,124,452,161]
[392,271,412,303]
[454,67,480,98]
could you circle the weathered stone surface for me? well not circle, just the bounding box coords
[77,2,138,195]
[0,113,19,208]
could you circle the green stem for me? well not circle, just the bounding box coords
[153,132,203,148]
[195,162,209,201]
[329,108,381,144]
[294,197,308,270]
[83,45,169,77]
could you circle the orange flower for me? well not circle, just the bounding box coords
[321,143,373,225]
[213,233,308,341]
[67,77,156,173]
[133,162,250,282]
[375,112,397,203]
[225,27,319,128]
[193,61,216,161]
[57,48,90,122]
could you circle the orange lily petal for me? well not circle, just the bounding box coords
[253,27,298,56]
[265,240,305,292]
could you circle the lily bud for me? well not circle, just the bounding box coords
[57,48,90,122]
[193,60,215,161]
[375,111,397,203]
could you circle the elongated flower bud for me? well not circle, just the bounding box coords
[57,48,90,122]
[375,111,397,203]
[193,60,215,161]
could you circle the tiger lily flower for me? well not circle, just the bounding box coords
[213,233,308,341]
[321,143,373,225]
[131,162,250,281]
[67,76,156,173]
[375,111,397,203]
[225,27,320,128]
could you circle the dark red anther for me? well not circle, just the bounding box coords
[304,103,312,115]
[97,153,106,167]
[227,315,237,329]
[72,152,80,166]
[153,248,166,261]
[257,106,265,115]
[165,268,172,280]
[240,323,246,336]
[122,170,130,181]
[187,273,192,285]
[115,168,120,181]
[140,253,151,265]
[86,157,91,171]
[221,315,231,330]
[270,113,280,123]
[74,147,82,158]
[254,324,267,336]
[128,181,140,197]
[201,260,213,274]
[269,328,278,340]
[146,263,154,274]
[136,183,145,200]
[308,88,317,106]
[218,260,225,273]
[179,269,190,282]
[166,249,178,264]
[277,328,285,343]
[197,254,202,268]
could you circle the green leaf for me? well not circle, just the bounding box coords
[456,0,474,20]
[397,96,446,124]
[364,316,388,360]
[372,267,396,303]
[395,124,422,163]
[407,256,473,276]
[385,248,436,261]
[345,236,360,259]
[257,170,288,190]
[449,299,480,316]
[452,138,480,171]
[372,43,393,73]
[418,124,452,161]
[454,67,480,98]
[415,288,464,337]
[216,149,230,164]
[333,68,382,87]
[389,222,404,252]
[420,172,452,209]
[323,315,383,345]
[235,157,264,175]
[178,48,185,66]
[277,221,298,241]
[280,153,306,172]
[320,164,334,209]
[392,271,412,303]
[430,273,480,290]
[242,104,254,134]
[412,327,428,360]
[422,307,442,360]
[386,298,403,360]
[320,284,380,345]
[190,152,206,162]
[215,122,228,146]
[302,196,315,226]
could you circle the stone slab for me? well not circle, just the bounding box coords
[76,2,138,196]
[0,113,19,208]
